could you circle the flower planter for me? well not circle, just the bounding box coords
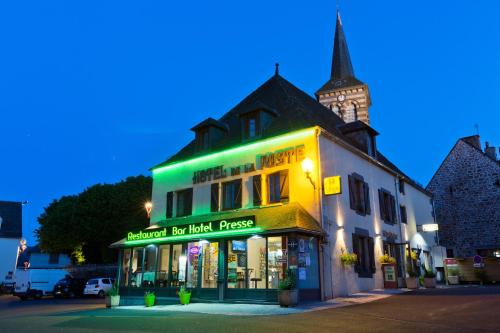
[144,294,155,307]
[278,289,298,307]
[405,277,418,289]
[424,277,436,288]
[105,295,120,308]
[179,292,191,305]
[447,276,459,285]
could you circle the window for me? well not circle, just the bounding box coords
[399,179,405,195]
[196,128,210,151]
[210,183,219,212]
[348,173,371,215]
[48,253,59,264]
[267,236,285,289]
[176,188,193,217]
[378,188,397,224]
[268,170,289,203]
[446,248,454,258]
[352,234,375,278]
[130,247,144,288]
[252,175,262,206]
[227,238,266,289]
[400,205,407,224]
[156,245,170,287]
[243,113,260,140]
[120,248,132,287]
[166,192,173,218]
[222,179,242,210]
[171,244,184,287]
[143,245,157,287]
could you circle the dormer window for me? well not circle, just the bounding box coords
[190,117,228,152]
[243,113,260,140]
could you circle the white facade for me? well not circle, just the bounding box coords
[149,127,439,298]
[0,238,20,281]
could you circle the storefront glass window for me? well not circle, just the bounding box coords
[120,248,132,287]
[156,245,170,287]
[268,236,284,289]
[227,240,246,288]
[247,237,266,289]
[201,242,219,288]
[130,247,144,288]
[143,245,157,288]
[297,237,319,289]
[171,244,184,287]
[187,242,199,288]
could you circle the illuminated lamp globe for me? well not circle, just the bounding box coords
[301,157,314,174]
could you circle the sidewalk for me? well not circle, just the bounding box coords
[116,288,410,316]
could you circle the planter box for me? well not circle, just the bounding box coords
[405,277,418,289]
[144,295,155,307]
[179,292,191,305]
[447,276,459,285]
[424,277,436,288]
[278,289,298,307]
[105,295,120,308]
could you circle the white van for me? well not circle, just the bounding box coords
[14,268,69,300]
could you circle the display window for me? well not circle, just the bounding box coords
[267,236,285,289]
[156,245,170,287]
[130,247,144,288]
[120,248,132,287]
[227,237,266,289]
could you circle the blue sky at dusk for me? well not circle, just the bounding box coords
[1,1,499,244]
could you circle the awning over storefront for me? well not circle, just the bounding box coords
[110,202,324,248]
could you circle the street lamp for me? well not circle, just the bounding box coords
[145,202,153,218]
[301,157,316,189]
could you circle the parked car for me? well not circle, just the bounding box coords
[53,277,87,298]
[83,278,115,298]
[14,268,68,300]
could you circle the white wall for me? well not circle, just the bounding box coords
[318,134,436,297]
[0,238,19,281]
[29,253,71,269]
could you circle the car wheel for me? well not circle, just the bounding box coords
[98,290,104,298]
[20,295,28,301]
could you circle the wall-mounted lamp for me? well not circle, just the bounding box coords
[145,201,153,218]
[301,157,316,189]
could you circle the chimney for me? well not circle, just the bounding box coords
[485,141,498,160]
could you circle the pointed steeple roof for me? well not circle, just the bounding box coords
[331,11,354,80]
[316,11,364,95]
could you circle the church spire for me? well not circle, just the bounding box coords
[331,11,355,80]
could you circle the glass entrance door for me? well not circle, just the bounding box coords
[186,241,219,299]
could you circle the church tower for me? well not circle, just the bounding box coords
[316,11,371,124]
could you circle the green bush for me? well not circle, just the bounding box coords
[106,283,119,296]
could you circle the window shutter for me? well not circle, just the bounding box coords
[166,192,173,218]
[390,195,397,224]
[364,182,371,215]
[368,237,376,273]
[348,175,356,210]
[252,175,262,206]
[186,189,193,215]
[235,179,242,209]
[210,183,219,212]
[280,170,289,201]
[352,234,360,273]
[378,189,385,221]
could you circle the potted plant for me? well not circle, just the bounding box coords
[178,286,191,305]
[144,291,155,307]
[379,253,396,264]
[424,269,437,288]
[340,250,358,267]
[405,267,419,289]
[447,267,460,285]
[278,269,298,307]
[105,283,120,308]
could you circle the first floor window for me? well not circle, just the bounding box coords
[348,173,371,215]
[222,179,242,210]
[352,234,375,278]
[176,188,193,217]
[379,188,396,224]
[400,205,407,224]
[268,170,289,203]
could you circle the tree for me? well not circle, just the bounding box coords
[36,175,152,263]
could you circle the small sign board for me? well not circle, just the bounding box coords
[473,255,483,268]
[324,176,342,195]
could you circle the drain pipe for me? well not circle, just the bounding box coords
[393,176,406,285]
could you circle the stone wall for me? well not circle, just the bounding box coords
[427,137,500,257]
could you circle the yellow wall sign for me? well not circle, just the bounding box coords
[324,176,342,195]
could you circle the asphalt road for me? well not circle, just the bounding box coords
[1,286,499,333]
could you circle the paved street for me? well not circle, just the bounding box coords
[1,286,499,333]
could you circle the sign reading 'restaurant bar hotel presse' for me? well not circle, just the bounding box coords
[126,216,258,242]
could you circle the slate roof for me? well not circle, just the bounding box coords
[151,73,426,194]
[0,201,22,238]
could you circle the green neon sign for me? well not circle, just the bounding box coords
[125,216,259,245]
[151,128,316,174]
